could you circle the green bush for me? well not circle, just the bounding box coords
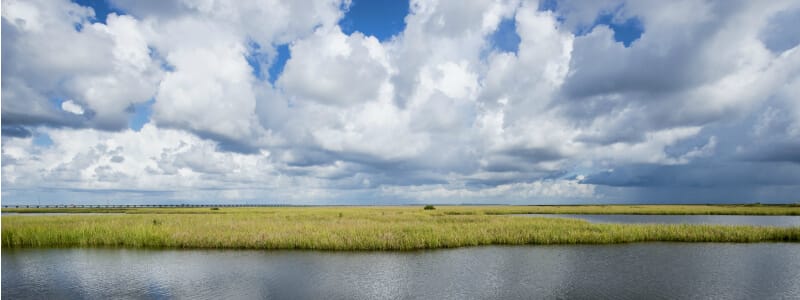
[424,205,435,210]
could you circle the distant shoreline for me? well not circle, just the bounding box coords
[3,204,800,215]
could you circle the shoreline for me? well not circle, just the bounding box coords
[3,204,800,215]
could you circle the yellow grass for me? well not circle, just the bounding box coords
[3,206,799,250]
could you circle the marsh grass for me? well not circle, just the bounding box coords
[3,206,799,250]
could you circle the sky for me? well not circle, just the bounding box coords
[2,0,800,205]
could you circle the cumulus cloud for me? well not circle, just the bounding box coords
[279,27,392,106]
[2,0,162,131]
[380,178,597,204]
[3,0,800,204]
[2,125,277,192]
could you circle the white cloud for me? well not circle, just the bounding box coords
[2,125,277,192]
[380,178,597,204]
[279,27,393,106]
[2,0,162,130]
[60,100,85,115]
[3,0,800,204]
[152,41,262,143]
[110,0,347,45]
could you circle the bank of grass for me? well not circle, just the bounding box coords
[2,206,799,250]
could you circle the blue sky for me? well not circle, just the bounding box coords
[71,0,123,23]
[339,0,409,41]
[2,0,800,205]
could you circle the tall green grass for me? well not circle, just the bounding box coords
[3,206,798,250]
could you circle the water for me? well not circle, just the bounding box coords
[3,244,799,299]
[515,214,800,226]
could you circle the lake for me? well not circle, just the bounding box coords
[515,214,800,226]
[3,244,799,299]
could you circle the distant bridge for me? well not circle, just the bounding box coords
[1,204,297,209]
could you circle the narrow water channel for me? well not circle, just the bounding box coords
[514,214,800,226]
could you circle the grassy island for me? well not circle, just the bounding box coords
[3,205,799,250]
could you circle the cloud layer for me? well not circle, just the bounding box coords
[3,0,800,204]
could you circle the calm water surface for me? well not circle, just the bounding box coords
[516,214,800,226]
[3,244,799,299]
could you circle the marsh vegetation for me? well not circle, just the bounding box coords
[3,206,799,250]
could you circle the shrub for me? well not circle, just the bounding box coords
[424,205,435,210]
